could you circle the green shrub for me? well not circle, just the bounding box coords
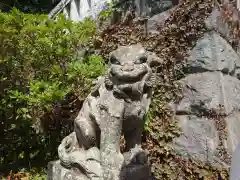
[0,8,106,173]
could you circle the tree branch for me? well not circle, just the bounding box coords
[48,0,72,19]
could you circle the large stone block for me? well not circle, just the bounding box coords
[47,160,89,180]
[48,160,152,180]
[185,31,240,74]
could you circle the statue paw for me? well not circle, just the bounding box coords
[132,106,145,120]
[124,147,148,165]
[131,150,148,164]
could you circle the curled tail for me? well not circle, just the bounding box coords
[58,132,102,179]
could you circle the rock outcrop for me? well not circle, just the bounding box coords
[172,30,240,168]
[145,1,240,175]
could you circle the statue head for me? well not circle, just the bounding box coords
[108,44,151,83]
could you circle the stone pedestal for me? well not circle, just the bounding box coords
[47,160,89,180]
[48,160,152,180]
[120,163,152,180]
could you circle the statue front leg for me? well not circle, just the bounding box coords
[99,99,125,180]
[123,106,148,165]
[74,116,99,149]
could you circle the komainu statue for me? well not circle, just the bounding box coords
[47,44,161,180]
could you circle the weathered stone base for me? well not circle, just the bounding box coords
[48,160,152,180]
[120,163,152,180]
[47,160,89,180]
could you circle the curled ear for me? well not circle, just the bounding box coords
[91,76,104,97]
[144,73,156,90]
[146,51,163,68]
[104,74,113,90]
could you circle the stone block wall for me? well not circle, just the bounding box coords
[211,0,240,54]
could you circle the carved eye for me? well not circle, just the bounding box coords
[135,55,147,64]
[110,55,120,65]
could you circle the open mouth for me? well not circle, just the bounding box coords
[110,66,148,82]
